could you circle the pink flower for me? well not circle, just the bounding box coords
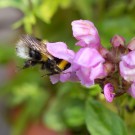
[128,82,135,98]
[71,20,101,49]
[46,42,75,62]
[120,51,135,82]
[74,48,107,87]
[76,67,94,87]
[110,35,125,47]
[74,48,105,67]
[104,83,115,102]
[90,63,107,80]
[50,66,79,84]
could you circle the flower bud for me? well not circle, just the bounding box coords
[110,35,125,47]
[104,83,115,102]
[71,20,101,49]
[127,37,135,51]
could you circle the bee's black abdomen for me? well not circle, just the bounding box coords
[41,59,62,75]
[29,48,41,60]
[54,57,62,64]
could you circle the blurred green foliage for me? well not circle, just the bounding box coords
[0,0,135,135]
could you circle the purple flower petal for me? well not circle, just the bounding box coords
[127,38,135,51]
[128,82,135,98]
[120,51,135,82]
[121,51,135,68]
[74,48,105,68]
[72,20,96,37]
[76,67,94,87]
[60,73,71,82]
[90,63,107,80]
[50,74,60,84]
[46,42,75,62]
[49,66,79,84]
[104,83,115,102]
[71,20,101,48]
[120,61,135,82]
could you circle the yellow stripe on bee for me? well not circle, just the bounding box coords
[58,60,69,70]
[41,53,48,61]
[42,40,48,44]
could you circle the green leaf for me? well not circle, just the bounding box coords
[0,0,21,8]
[35,0,62,23]
[0,45,15,63]
[89,84,101,96]
[99,17,135,47]
[128,0,135,11]
[106,2,126,17]
[85,98,128,135]
[23,13,36,34]
[10,83,47,106]
[62,98,85,127]
[60,0,72,8]
[74,0,93,19]
[43,82,84,131]
[43,98,66,131]
[12,84,49,135]
[12,19,24,29]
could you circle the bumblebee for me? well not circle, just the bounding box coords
[16,35,71,75]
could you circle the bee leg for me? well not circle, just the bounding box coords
[41,74,48,77]
[23,60,37,69]
[41,72,58,77]
[41,62,47,70]
[41,63,50,77]
[46,72,58,76]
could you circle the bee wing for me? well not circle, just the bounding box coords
[17,35,54,60]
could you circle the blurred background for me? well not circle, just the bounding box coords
[0,0,135,135]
